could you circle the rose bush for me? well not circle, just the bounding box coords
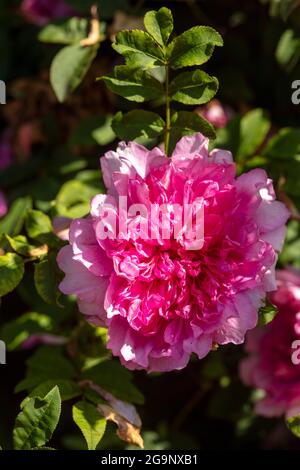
[1,0,300,452]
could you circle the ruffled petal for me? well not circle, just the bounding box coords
[172,133,208,161]
[69,218,113,276]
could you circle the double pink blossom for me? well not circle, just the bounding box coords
[240,269,300,418]
[58,134,289,372]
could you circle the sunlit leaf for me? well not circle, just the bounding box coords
[112,110,165,145]
[102,66,163,102]
[38,18,89,44]
[169,111,215,153]
[50,44,98,102]
[34,253,63,305]
[144,7,173,47]
[0,253,24,297]
[168,26,223,69]
[113,30,165,68]
[73,401,106,450]
[0,197,32,237]
[13,386,61,450]
[170,69,218,105]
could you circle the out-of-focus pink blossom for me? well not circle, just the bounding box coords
[20,0,77,26]
[0,132,12,219]
[21,333,68,349]
[58,133,289,372]
[0,130,13,170]
[0,192,7,218]
[197,100,234,128]
[240,269,300,418]
[16,122,45,159]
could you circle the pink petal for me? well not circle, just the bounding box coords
[209,148,234,164]
[101,141,166,194]
[172,133,209,161]
[255,200,290,233]
[69,218,113,276]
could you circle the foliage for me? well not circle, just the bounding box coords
[101,7,222,154]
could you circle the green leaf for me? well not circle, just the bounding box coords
[73,401,106,450]
[287,414,300,438]
[262,128,300,159]
[168,26,223,69]
[280,160,300,196]
[25,210,53,243]
[211,115,241,155]
[83,388,106,406]
[38,18,89,44]
[169,111,216,154]
[258,302,278,326]
[30,176,62,213]
[0,196,32,237]
[55,180,98,218]
[34,252,63,305]
[69,114,115,146]
[201,350,227,381]
[112,110,165,145]
[16,377,48,394]
[26,346,75,382]
[0,253,24,297]
[13,386,61,450]
[30,380,81,402]
[5,235,36,257]
[276,29,300,70]
[81,359,144,405]
[102,65,163,102]
[75,170,102,186]
[237,109,271,160]
[19,347,76,392]
[113,30,165,68]
[16,270,74,322]
[0,312,53,351]
[92,122,115,146]
[280,220,300,268]
[170,70,218,105]
[50,44,98,102]
[144,7,173,47]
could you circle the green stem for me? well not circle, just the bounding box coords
[164,64,171,157]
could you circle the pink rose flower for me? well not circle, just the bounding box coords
[57,133,289,372]
[20,0,76,26]
[0,191,7,218]
[197,100,234,128]
[240,269,300,418]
